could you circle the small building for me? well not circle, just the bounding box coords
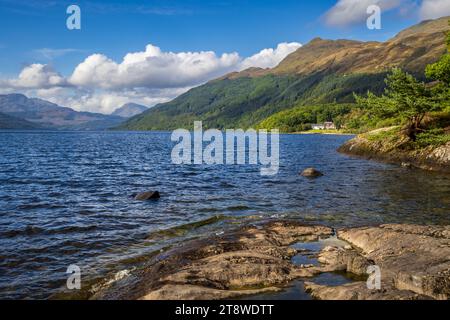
[311,122,335,130]
[311,124,325,130]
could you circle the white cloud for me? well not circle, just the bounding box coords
[0,42,301,114]
[8,64,66,89]
[68,42,301,90]
[69,45,241,89]
[324,0,404,27]
[419,0,450,20]
[240,42,302,70]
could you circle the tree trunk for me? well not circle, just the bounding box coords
[403,114,425,141]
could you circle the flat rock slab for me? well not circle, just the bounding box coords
[306,224,450,300]
[92,222,449,300]
[92,221,333,300]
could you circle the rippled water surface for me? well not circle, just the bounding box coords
[0,131,449,299]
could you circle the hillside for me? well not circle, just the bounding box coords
[0,94,125,130]
[0,112,42,130]
[117,17,449,131]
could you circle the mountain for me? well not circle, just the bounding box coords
[112,103,148,118]
[0,94,125,130]
[116,17,449,131]
[0,112,43,130]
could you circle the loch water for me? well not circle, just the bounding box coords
[1,131,449,299]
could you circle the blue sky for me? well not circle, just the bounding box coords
[0,0,419,75]
[0,0,449,113]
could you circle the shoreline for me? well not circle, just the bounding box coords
[293,132,354,136]
[90,220,450,300]
[338,132,450,173]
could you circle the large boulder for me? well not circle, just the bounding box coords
[300,168,324,178]
[133,191,160,201]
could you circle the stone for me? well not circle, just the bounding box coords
[338,130,450,173]
[300,168,324,178]
[91,222,450,300]
[133,191,160,200]
[306,224,450,300]
[92,221,333,300]
[401,162,412,168]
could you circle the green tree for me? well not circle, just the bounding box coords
[356,68,439,140]
[425,21,450,84]
[425,20,450,108]
[425,54,450,84]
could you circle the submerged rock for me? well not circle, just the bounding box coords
[301,168,324,178]
[133,191,160,201]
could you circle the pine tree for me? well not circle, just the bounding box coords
[356,68,438,140]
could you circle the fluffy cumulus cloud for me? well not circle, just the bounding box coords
[240,42,302,70]
[419,0,450,20]
[0,42,301,114]
[8,64,66,89]
[69,45,241,89]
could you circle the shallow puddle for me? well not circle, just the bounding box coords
[243,236,356,300]
[291,253,318,266]
[242,273,354,300]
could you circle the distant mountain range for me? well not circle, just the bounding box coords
[112,103,148,118]
[116,17,450,131]
[0,112,43,130]
[0,94,125,130]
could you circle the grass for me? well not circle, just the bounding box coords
[415,129,450,148]
[365,126,401,142]
[362,124,450,150]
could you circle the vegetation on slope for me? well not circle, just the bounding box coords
[263,20,450,142]
[257,104,354,132]
[353,21,450,148]
[117,17,449,132]
[118,73,385,130]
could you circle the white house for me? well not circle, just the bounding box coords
[311,122,336,130]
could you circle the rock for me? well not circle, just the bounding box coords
[304,281,431,300]
[91,222,450,300]
[401,162,412,168]
[300,168,324,178]
[338,130,450,173]
[92,221,333,300]
[317,246,373,275]
[139,284,283,300]
[306,224,450,300]
[133,191,160,201]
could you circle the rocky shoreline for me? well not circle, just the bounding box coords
[338,131,450,173]
[92,220,449,300]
